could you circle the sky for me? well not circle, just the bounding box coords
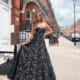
[50,0,80,27]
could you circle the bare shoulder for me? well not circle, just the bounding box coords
[42,22,48,27]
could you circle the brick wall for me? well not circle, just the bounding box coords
[11,0,21,44]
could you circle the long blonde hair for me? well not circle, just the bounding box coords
[31,12,45,35]
[33,12,45,25]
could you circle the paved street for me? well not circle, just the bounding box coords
[48,36,80,80]
[0,36,80,80]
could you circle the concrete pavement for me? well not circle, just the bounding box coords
[0,36,80,80]
[48,36,80,80]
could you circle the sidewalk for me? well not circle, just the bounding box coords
[0,36,80,80]
[48,36,80,80]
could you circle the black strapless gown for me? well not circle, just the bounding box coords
[10,27,56,80]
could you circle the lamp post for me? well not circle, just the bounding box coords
[73,0,76,46]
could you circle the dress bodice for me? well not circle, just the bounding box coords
[30,27,46,43]
[34,27,46,38]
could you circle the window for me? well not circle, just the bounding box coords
[26,10,31,19]
[2,0,9,4]
[25,9,32,32]
[0,0,11,7]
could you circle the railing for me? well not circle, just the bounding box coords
[14,20,31,60]
[13,30,29,60]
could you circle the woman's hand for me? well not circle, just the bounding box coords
[21,33,33,46]
[28,33,33,40]
[21,42,28,46]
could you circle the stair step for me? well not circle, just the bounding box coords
[0,57,6,65]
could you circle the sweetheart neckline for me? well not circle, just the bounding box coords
[35,27,46,29]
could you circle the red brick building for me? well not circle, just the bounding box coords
[61,20,80,36]
[11,0,58,44]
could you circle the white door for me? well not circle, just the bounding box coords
[0,5,13,51]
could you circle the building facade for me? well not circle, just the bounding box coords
[61,20,80,36]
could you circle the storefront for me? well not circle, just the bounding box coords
[0,0,14,52]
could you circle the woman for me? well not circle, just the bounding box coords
[11,12,56,80]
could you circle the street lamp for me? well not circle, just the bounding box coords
[73,0,76,46]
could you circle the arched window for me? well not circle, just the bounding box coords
[25,9,32,31]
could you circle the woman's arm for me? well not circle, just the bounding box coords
[22,23,34,46]
[44,23,54,36]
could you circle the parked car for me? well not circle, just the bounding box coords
[49,32,59,44]
[70,33,80,42]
